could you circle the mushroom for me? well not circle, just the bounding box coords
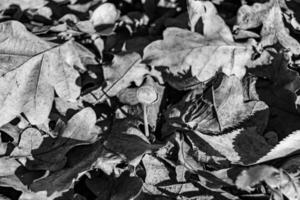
[136,85,158,137]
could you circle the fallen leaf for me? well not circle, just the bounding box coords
[11,107,98,171]
[1,1,300,200]
[0,123,22,142]
[187,0,233,41]
[236,165,300,200]
[165,75,269,135]
[0,20,95,126]
[110,171,143,200]
[29,140,105,198]
[0,157,21,176]
[0,136,8,155]
[104,118,161,168]
[192,127,271,165]
[10,128,44,157]
[0,0,47,10]
[143,27,255,84]
[236,165,279,191]
[254,51,300,114]
[175,132,230,172]
[255,130,300,164]
[236,0,300,54]
[83,52,149,103]
[54,97,84,119]
[143,154,172,186]
[253,51,300,138]
[192,128,300,165]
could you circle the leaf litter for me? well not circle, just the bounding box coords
[1,0,300,199]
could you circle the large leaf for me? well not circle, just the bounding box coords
[165,75,269,135]
[191,128,300,165]
[10,107,98,171]
[143,28,254,86]
[236,0,300,54]
[191,127,271,165]
[28,140,105,198]
[0,20,95,126]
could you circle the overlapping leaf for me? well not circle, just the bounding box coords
[10,107,98,171]
[0,0,47,10]
[83,52,149,103]
[187,0,234,41]
[86,171,142,200]
[103,119,161,168]
[1,1,300,200]
[29,140,105,198]
[165,74,269,135]
[236,0,300,54]
[235,165,300,200]
[143,27,255,88]
[0,20,96,126]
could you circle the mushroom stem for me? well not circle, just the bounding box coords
[143,104,149,137]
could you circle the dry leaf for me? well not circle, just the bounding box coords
[29,140,105,198]
[83,52,149,103]
[104,119,161,168]
[143,28,254,84]
[0,21,95,126]
[0,157,21,176]
[236,0,300,54]
[165,75,269,135]
[255,130,300,164]
[0,0,46,10]
[11,108,98,171]
[236,165,300,200]
[1,1,300,200]
[187,0,233,41]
